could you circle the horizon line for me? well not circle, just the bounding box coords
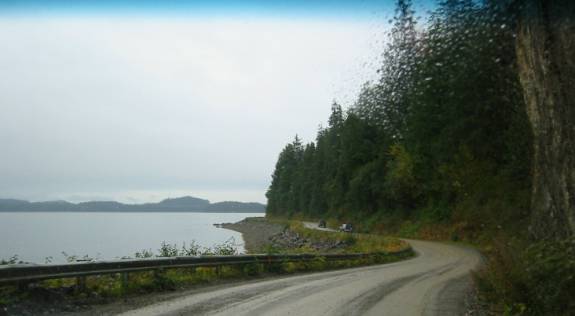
[0,195,267,205]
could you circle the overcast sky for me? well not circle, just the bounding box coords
[0,1,428,204]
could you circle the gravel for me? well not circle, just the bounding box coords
[220,217,285,253]
[220,217,348,253]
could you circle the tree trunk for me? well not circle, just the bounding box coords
[515,0,575,239]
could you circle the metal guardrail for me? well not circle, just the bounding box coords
[0,249,412,286]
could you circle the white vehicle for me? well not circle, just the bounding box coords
[339,223,353,233]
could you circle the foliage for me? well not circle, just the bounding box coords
[158,242,180,257]
[134,249,154,259]
[265,0,532,228]
[145,239,237,258]
[264,0,540,313]
[204,239,238,256]
[475,238,575,315]
[0,255,21,265]
[0,235,412,310]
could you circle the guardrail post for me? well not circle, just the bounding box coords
[215,265,221,277]
[17,281,29,292]
[76,276,86,292]
[238,263,245,275]
[121,272,129,294]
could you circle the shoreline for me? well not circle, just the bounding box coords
[220,217,285,253]
[220,217,351,253]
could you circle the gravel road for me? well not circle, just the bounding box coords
[118,239,481,316]
[303,221,337,232]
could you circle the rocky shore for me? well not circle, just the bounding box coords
[268,230,349,252]
[220,217,285,252]
[220,217,349,253]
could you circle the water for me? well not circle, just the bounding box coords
[0,212,261,264]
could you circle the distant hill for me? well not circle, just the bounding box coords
[0,196,265,213]
[207,201,266,213]
[155,196,210,210]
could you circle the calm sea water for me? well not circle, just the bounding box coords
[0,212,261,264]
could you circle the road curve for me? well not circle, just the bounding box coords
[118,239,482,316]
[303,221,337,232]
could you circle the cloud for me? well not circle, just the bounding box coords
[0,16,383,203]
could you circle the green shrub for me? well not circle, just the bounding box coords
[242,263,262,276]
[307,256,327,270]
[151,269,177,290]
[475,237,575,315]
[522,238,575,314]
[134,249,154,258]
[397,221,421,238]
[0,255,20,265]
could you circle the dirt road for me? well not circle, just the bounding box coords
[118,239,481,316]
[303,221,337,232]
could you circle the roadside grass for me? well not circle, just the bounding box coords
[0,231,413,312]
[285,221,410,254]
[473,237,575,315]
[0,257,411,309]
[0,215,413,312]
[0,240,243,309]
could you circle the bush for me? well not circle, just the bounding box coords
[158,242,179,257]
[0,255,20,265]
[210,239,238,256]
[397,221,421,238]
[475,237,575,315]
[145,239,238,258]
[523,238,575,314]
[242,263,262,276]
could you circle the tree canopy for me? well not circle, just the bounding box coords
[266,0,532,232]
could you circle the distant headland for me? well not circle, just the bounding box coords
[0,196,266,213]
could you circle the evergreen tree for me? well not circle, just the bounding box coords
[357,0,419,140]
[266,0,531,230]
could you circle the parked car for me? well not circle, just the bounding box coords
[339,223,353,233]
[318,219,326,228]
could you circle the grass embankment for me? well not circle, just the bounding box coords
[279,220,409,254]
[0,240,244,311]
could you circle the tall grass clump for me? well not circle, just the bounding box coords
[475,237,575,315]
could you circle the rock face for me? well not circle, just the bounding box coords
[516,0,575,239]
